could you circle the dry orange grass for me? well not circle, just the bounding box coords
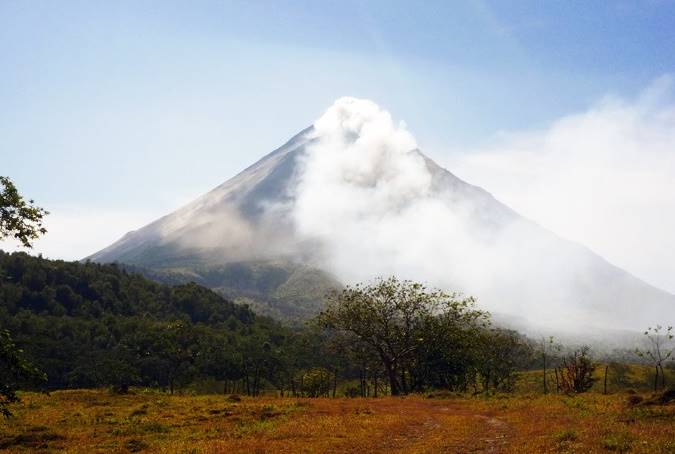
[1,389,673,453]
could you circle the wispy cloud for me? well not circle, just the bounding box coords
[2,207,158,261]
[288,96,675,331]
[446,76,675,293]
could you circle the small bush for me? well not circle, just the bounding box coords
[343,386,360,398]
[125,438,149,452]
[642,387,675,405]
[559,347,597,394]
[130,404,149,417]
[626,395,643,406]
[259,404,282,420]
[427,390,461,399]
[555,428,578,443]
[602,432,633,452]
[232,418,275,438]
[140,421,170,433]
[0,428,65,449]
[111,420,170,436]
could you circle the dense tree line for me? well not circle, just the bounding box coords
[1,251,545,399]
[0,251,288,393]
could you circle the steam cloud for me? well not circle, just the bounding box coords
[288,95,675,332]
[446,76,675,296]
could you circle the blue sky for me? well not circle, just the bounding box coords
[2,1,675,290]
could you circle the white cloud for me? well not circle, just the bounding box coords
[445,76,675,293]
[1,207,157,261]
[287,94,675,331]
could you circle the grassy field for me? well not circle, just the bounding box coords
[1,384,673,454]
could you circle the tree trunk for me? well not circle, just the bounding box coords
[400,369,408,395]
[543,352,547,394]
[363,369,368,397]
[332,368,338,398]
[603,365,608,394]
[554,368,560,393]
[253,367,260,396]
[374,374,378,398]
[654,366,659,392]
[484,371,490,395]
[384,362,400,396]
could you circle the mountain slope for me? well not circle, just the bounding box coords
[89,127,313,268]
[122,260,340,321]
[88,98,674,331]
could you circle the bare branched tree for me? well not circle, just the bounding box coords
[635,325,674,391]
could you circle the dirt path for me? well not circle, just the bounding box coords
[315,398,513,453]
[475,414,510,453]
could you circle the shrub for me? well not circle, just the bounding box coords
[555,428,578,443]
[125,439,149,453]
[626,394,643,406]
[559,347,596,394]
[602,432,633,452]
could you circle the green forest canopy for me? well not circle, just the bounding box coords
[0,251,547,396]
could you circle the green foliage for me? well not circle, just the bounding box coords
[1,253,538,399]
[0,176,48,248]
[126,261,340,321]
[297,368,332,398]
[0,329,46,416]
[559,347,597,393]
[473,329,534,393]
[0,251,286,394]
[554,428,578,443]
[601,432,633,452]
[316,276,512,395]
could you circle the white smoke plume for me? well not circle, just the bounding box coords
[288,95,675,333]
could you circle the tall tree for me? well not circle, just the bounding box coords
[317,277,487,395]
[0,176,48,248]
[539,336,560,394]
[0,329,46,416]
[1,177,48,415]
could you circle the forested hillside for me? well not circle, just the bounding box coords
[0,250,294,392]
[123,260,340,321]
